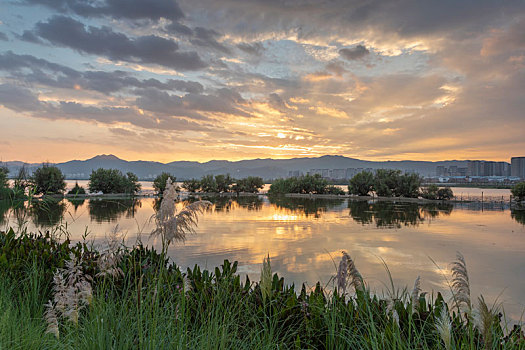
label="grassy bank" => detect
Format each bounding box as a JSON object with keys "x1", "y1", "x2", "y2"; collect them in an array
[{"x1": 0, "y1": 229, "x2": 523, "y2": 349}]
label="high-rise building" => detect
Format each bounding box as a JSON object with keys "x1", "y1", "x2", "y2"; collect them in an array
[{"x1": 511, "y1": 157, "x2": 525, "y2": 178}]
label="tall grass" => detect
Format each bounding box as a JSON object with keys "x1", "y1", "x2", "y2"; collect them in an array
[{"x1": 0, "y1": 228, "x2": 523, "y2": 349}]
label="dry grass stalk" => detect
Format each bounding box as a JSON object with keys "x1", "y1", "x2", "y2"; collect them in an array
[
  {"x1": 260, "y1": 255, "x2": 272, "y2": 302},
  {"x1": 451, "y1": 252, "x2": 471, "y2": 312},
  {"x1": 96, "y1": 224, "x2": 124, "y2": 278},
  {"x1": 412, "y1": 275, "x2": 421, "y2": 313},
  {"x1": 474, "y1": 296, "x2": 497, "y2": 350},
  {"x1": 152, "y1": 177, "x2": 211, "y2": 246},
  {"x1": 435, "y1": 303, "x2": 452, "y2": 350}
]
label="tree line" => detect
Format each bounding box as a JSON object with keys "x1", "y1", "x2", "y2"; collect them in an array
[{"x1": 154, "y1": 172, "x2": 264, "y2": 195}]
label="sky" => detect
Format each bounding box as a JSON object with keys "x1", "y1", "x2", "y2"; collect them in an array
[{"x1": 0, "y1": 0, "x2": 524, "y2": 163}]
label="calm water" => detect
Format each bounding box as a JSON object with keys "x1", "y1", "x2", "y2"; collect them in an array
[{"x1": 1, "y1": 194, "x2": 524, "y2": 321}]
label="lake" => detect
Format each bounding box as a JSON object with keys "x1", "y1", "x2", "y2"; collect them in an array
[{"x1": 1, "y1": 193, "x2": 524, "y2": 322}]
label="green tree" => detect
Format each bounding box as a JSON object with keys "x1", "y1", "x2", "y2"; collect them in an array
[
  {"x1": 153, "y1": 172, "x2": 176, "y2": 195},
  {"x1": 511, "y1": 181, "x2": 525, "y2": 201},
  {"x1": 32, "y1": 164, "x2": 66, "y2": 195},
  {"x1": 348, "y1": 171, "x2": 374, "y2": 196},
  {"x1": 0, "y1": 165, "x2": 9, "y2": 199},
  {"x1": 0, "y1": 165, "x2": 8, "y2": 189},
  {"x1": 200, "y1": 175, "x2": 218, "y2": 193},
  {"x1": 182, "y1": 179, "x2": 201, "y2": 192},
  {"x1": 68, "y1": 182, "x2": 86, "y2": 195},
  {"x1": 88, "y1": 168, "x2": 141, "y2": 194},
  {"x1": 374, "y1": 169, "x2": 401, "y2": 197},
  {"x1": 396, "y1": 173, "x2": 422, "y2": 198},
  {"x1": 232, "y1": 176, "x2": 264, "y2": 193},
  {"x1": 215, "y1": 174, "x2": 234, "y2": 193}
]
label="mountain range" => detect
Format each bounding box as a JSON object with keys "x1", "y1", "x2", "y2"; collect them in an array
[{"x1": 1, "y1": 154, "x2": 475, "y2": 180}]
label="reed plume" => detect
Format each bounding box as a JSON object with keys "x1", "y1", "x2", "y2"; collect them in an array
[
  {"x1": 96, "y1": 224, "x2": 124, "y2": 278},
  {"x1": 435, "y1": 303, "x2": 452, "y2": 350},
  {"x1": 260, "y1": 254, "x2": 272, "y2": 303},
  {"x1": 411, "y1": 275, "x2": 421, "y2": 314},
  {"x1": 336, "y1": 251, "x2": 364, "y2": 294},
  {"x1": 47, "y1": 253, "x2": 93, "y2": 327},
  {"x1": 451, "y1": 252, "x2": 471, "y2": 312},
  {"x1": 44, "y1": 301, "x2": 60, "y2": 339},
  {"x1": 151, "y1": 177, "x2": 211, "y2": 247}
]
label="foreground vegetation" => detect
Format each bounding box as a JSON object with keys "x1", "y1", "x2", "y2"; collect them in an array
[
  {"x1": 0, "y1": 179, "x2": 523, "y2": 348},
  {"x1": 0, "y1": 228, "x2": 523, "y2": 349}
]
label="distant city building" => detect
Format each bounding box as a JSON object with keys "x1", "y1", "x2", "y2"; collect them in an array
[
  {"x1": 288, "y1": 170, "x2": 303, "y2": 178},
  {"x1": 466, "y1": 160, "x2": 511, "y2": 177},
  {"x1": 329, "y1": 169, "x2": 346, "y2": 179},
  {"x1": 511, "y1": 157, "x2": 525, "y2": 178}
]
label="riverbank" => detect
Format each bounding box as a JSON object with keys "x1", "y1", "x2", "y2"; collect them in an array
[{"x1": 1, "y1": 229, "x2": 522, "y2": 349}]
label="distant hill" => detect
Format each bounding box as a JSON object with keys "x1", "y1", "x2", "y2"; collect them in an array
[{"x1": 2, "y1": 154, "x2": 478, "y2": 180}]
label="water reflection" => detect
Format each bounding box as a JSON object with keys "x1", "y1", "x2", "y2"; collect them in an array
[
  {"x1": 348, "y1": 200, "x2": 453, "y2": 228},
  {"x1": 208, "y1": 196, "x2": 264, "y2": 212},
  {"x1": 88, "y1": 199, "x2": 141, "y2": 223},
  {"x1": 511, "y1": 208, "x2": 525, "y2": 225},
  {"x1": 31, "y1": 199, "x2": 67, "y2": 228},
  {"x1": 268, "y1": 196, "x2": 345, "y2": 218}
]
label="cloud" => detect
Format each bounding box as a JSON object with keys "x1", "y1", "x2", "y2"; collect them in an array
[
  {"x1": 0, "y1": 51, "x2": 204, "y2": 94},
  {"x1": 18, "y1": 30, "x2": 44, "y2": 43},
  {"x1": 0, "y1": 32, "x2": 7, "y2": 41},
  {"x1": 237, "y1": 42, "x2": 264, "y2": 56},
  {"x1": 190, "y1": 27, "x2": 231, "y2": 54},
  {"x1": 339, "y1": 45, "x2": 369, "y2": 60},
  {"x1": 0, "y1": 83, "x2": 45, "y2": 112},
  {"x1": 33, "y1": 16, "x2": 207, "y2": 70},
  {"x1": 22, "y1": 0, "x2": 184, "y2": 21}
]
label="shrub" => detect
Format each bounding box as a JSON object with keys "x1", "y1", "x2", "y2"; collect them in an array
[
  {"x1": 325, "y1": 185, "x2": 345, "y2": 195},
  {"x1": 421, "y1": 184, "x2": 438, "y2": 199},
  {"x1": 348, "y1": 171, "x2": 374, "y2": 196},
  {"x1": 511, "y1": 181, "x2": 525, "y2": 201},
  {"x1": 32, "y1": 164, "x2": 66, "y2": 195},
  {"x1": 153, "y1": 172, "x2": 176, "y2": 195},
  {"x1": 88, "y1": 169, "x2": 141, "y2": 194},
  {"x1": 182, "y1": 179, "x2": 201, "y2": 192},
  {"x1": 68, "y1": 182, "x2": 86, "y2": 195},
  {"x1": 436, "y1": 187, "x2": 454, "y2": 200}
]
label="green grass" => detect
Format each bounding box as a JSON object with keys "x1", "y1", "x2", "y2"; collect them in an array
[{"x1": 0, "y1": 229, "x2": 523, "y2": 349}]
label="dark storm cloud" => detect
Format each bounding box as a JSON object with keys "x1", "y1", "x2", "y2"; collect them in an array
[
  {"x1": 33, "y1": 16, "x2": 207, "y2": 70},
  {"x1": 0, "y1": 51, "x2": 204, "y2": 94},
  {"x1": 339, "y1": 45, "x2": 369, "y2": 60},
  {"x1": 22, "y1": 0, "x2": 184, "y2": 21},
  {"x1": 0, "y1": 32, "x2": 7, "y2": 41}
]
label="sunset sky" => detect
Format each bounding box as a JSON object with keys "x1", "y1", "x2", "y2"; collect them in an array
[{"x1": 0, "y1": 0, "x2": 524, "y2": 163}]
